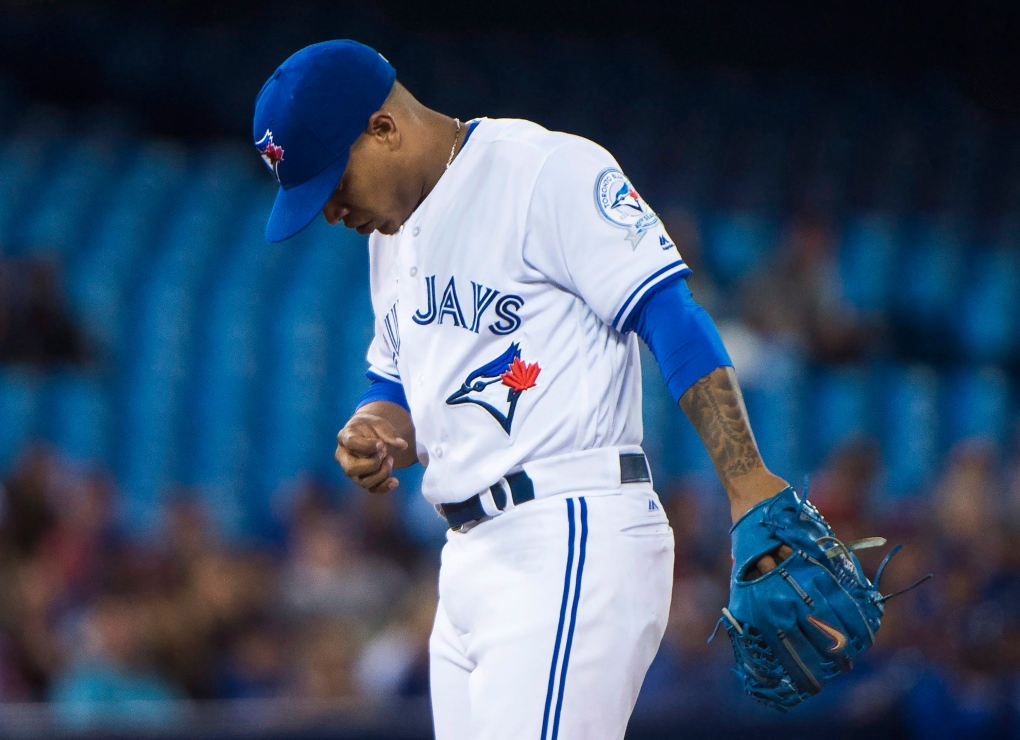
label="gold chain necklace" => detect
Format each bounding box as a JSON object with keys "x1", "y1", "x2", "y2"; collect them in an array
[{"x1": 445, "y1": 118, "x2": 462, "y2": 170}]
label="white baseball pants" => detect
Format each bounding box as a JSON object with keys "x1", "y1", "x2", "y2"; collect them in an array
[{"x1": 429, "y1": 484, "x2": 674, "y2": 740}]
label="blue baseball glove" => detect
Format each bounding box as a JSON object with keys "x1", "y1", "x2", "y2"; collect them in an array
[{"x1": 713, "y1": 486, "x2": 928, "y2": 710}]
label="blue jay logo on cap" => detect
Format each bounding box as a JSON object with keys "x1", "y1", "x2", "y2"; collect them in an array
[
  {"x1": 446, "y1": 343, "x2": 541, "y2": 434},
  {"x1": 255, "y1": 129, "x2": 285, "y2": 182},
  {"x1": 594, "y1": 167, "x2": 659, "y2": 248}
]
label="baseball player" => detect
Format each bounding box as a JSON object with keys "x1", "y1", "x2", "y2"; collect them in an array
[{"x1": 254, "y1": 40, "x2": 897, "y2": 739}]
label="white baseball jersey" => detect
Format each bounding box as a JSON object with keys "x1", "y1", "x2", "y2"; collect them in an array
[{"x1": 365, "y1": 117, "x2": 690, "y2": 505}]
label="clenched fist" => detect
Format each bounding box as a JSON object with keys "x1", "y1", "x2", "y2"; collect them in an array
[{"x1": 335, "y1": 410, "x2": 412, "y2": 493}]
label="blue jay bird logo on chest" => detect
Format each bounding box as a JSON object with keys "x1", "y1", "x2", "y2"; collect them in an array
[{"x1": 446, "y1": 343, "x2": 541, "y2": 434}]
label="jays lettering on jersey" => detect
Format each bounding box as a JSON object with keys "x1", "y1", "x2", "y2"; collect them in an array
[{"x1": 365, "y1": 119, "x2": 690, "y2": 505}]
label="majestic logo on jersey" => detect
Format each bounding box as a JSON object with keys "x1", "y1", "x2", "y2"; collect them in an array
[
  {"x1": 594, "y1": 168, "x2": 659, "y2": 248},
  {"x1": 413, "y1": 275, "x2": 524, "y2": 336},
  {"x1": 445, "y1": 343, "x2": 541, "y2": 434},
  {"x1": 255, "y1": 129, "x2": 284, "y2": 181}
]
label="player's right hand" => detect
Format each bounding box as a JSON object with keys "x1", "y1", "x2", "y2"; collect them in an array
[{"x1": 335, "y1": 413, "x2": 409, "y2": 494}]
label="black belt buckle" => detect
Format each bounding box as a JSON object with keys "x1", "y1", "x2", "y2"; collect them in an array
[{"x1": 620, "y1": 452, "x2": 651, "y2": 484}]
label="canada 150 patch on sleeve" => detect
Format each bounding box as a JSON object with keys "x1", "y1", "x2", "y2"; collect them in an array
[{"x1": 594, "y1": 168, "x2": 660, "y2": 248}]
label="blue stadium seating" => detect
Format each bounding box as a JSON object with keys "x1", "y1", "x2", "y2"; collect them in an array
[
  {"x1": 877, "y1": 363, "x2": 941, "y2": 498},
  {"x1": 894, "y1": 217, "x2": 966, "y2": 339},
  {"x1": 839, "y1": 213, "x2": 900, "y2": 316},
  {"x1": 703, "y1": 211, "x2": 778, "y2": 286},
  {"x1": 19, "y1": 137, "x2": 123, "y2": 260},
  {"x1": 957, "y1": 249, "x2": 1020, "y2": 363},
  {"x1": 810, "y1": 365, "x2": 874, "y2": 465},
  {"x1": 740, "y1": 348, "x2": 805, "y2": 483},
  {"x1": 944, "y1": 366, "x2": 1014, "y2": 449},
  {"x1": 40, "y1": 371, "x2": 111, "y2": 466},
  {"x1": 115, "y1": 149, "x2": 246, "y2": 536},
  {"x1": 185, "y1": 196, "x2": 284, "y2": 540},
  {"x1": 2, "y1": 71, "x2": 1018, "y2": 542},
  {"x1": 0, "y1": 135, "x2": 54, "y2": 253},
  {"x1": 0, "y1": 370, "x2": 40, "y2": 476},
  {"x1": 249, "y1": 219, "x2": 355, "y2": 528},
  {"x1": 66, "y1": 143, "x2": 188, "y2": 358}
]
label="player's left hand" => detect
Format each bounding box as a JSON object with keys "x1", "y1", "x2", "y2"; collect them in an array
[
  {"x1": 715, "y1": 485, "x2": 930, "y2": 710},
  {"x1": 747, "y1": 544, "x2": 794, "y2": 578}
]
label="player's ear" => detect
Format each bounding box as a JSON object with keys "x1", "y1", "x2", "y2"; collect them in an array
[{"x1": 366, "y1": 111, "x2": 400, "y2": 151}]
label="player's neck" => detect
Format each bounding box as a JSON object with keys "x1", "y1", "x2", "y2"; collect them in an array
[{"x1": 414, "y1": 112, "x2": 464, "y2": 212}]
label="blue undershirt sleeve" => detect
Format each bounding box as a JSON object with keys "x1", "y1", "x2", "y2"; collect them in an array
[
  {"x1": 624, "y1": 276, "x2": 732, "y2": 403},
  {"x1": 356, "y1": 372, "x2": 410, "y2": 412}
]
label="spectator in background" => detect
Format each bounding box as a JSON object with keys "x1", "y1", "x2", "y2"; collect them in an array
[
  {"x1": 0, "y1": 446, "x2": 60, "y2": 561},
  {"x1": 290, "y1": 618, "x2": 363, "y2": 704},
  {"x1": 0, "y1": 258, "x2": 87, "y2": 365},
  {"x1": 738, "y1": 215, "x2": 880, "y2": 364},
  {"x1": 806, "y1": 438, "x2": 882, "y2": 540},
  {"x1": 355, "y1": 578, "x2": 437, "y2": 700},
  {"x1": 282, "y1": 495, "x2": 408, "y2": 627},
  {"x1": 48, "y1": 596, "x2": 186, "y2": 728},
  {"x1": 35, "y1": 472, "x2": 117, "y2": 604},
  {"x1": 3, "y1": 432, "x2": 1019, "y2": 735},
  {"x1": 216, "y1": 618, "x2": 288, "y2": 700},
  {"x1": 933, "y1": 438, "x2": 1003, "y2": 561},
  {"x1": 0, "y1": 447, "x2": 71, "y2": 699},
  {"x1": 153, "y1": 549, "x2": 274, "y2": 699},
  {"x1": 161, "y1": 495, "x2": 214, "y2": 579},
  {"x1": 894, "y1": 436, "x2": 1017, "y2": 738}
]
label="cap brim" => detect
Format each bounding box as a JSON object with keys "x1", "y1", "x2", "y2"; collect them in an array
[{"x1": 265, "y1": 152, "x2": 350, "y2": 242}]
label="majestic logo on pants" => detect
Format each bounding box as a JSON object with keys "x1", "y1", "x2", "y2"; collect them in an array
[{"x1": 446, "y1": 343, "x2": 540, "y2": 433}]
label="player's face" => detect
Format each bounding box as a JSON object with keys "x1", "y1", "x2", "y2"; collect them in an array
[{"x1": 321, "y1": 121, "x2": 415, "y2": 237}]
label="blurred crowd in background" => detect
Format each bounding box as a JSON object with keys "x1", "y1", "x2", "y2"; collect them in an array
[
  {"x1": 1, "y1": 1, "x2": 1020, "y2": 738},
  {"x1": 0, "y1": 447, "x2": 436, "y2": 720},
  {"x1": 1, "y1": 430, "x2": 1020, "y2": 736}
]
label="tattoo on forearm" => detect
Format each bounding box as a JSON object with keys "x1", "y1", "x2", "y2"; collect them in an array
[{"x1": 679, "y1": 367, "x2": 762, "y2": 480}]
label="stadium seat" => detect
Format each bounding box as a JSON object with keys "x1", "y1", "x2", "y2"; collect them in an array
[
  {"x1": 810, "y1": 365, "x2": 874, "y2": 466},
  {"x1": 248, "y1": 219, "x2": 354, "y2": 530},
  {"x1": 19, "y1": 137, "x2": 123, "y2": 260},
  {"x1": 838, "y1": 212, "x2": 900, "y2": 316},
  {"x1": 40, "y1": 371, "x2": 111, "y2": 466},
  {"x1": 739, "y1": 347, "x2": 806, "y2": 483},
  {"x1": 944, "y1": 366, "x2": 1014, "y2": 449},
  {"x1": 0, "y1": 136, "x2": 53, "y2": 251},
  {"x1": 877, "y1": 363, "x2": 941, "y2": 498},
  {"x1": 894, "y1": 217, "x2": 966, "y2": 342},
  {"x1": 114, "y1": 152, "x2": 244, "y2": 536},
  {"x1": 0, "y1": 371, "x2": 41, "y2": 476},
  {"x1": 957, "y1": 249, "x2": 1020, "y2": 363},
  {"x1": 703, "y1": 211, "x2": 778, "y2": 286}
]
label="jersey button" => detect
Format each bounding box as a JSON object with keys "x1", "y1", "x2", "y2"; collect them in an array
[
  {"x1": 412, "y1": 226, "x2": 421, "y2": 237},
  {"x1": 409, "y1": 266, "x2": 418, "y2": 277},
  {"x1": 435, "y1": 446, "x2": 444, "y2": 459}
]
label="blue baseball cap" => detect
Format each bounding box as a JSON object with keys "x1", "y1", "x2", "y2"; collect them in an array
[{"x1": 253, "y1": 40, "x2": 396, "y2": 242}]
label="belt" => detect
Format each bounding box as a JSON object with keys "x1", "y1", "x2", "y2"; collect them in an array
[{"x1": 437, "y1": 452, "x2": 651, "y2": 530}]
